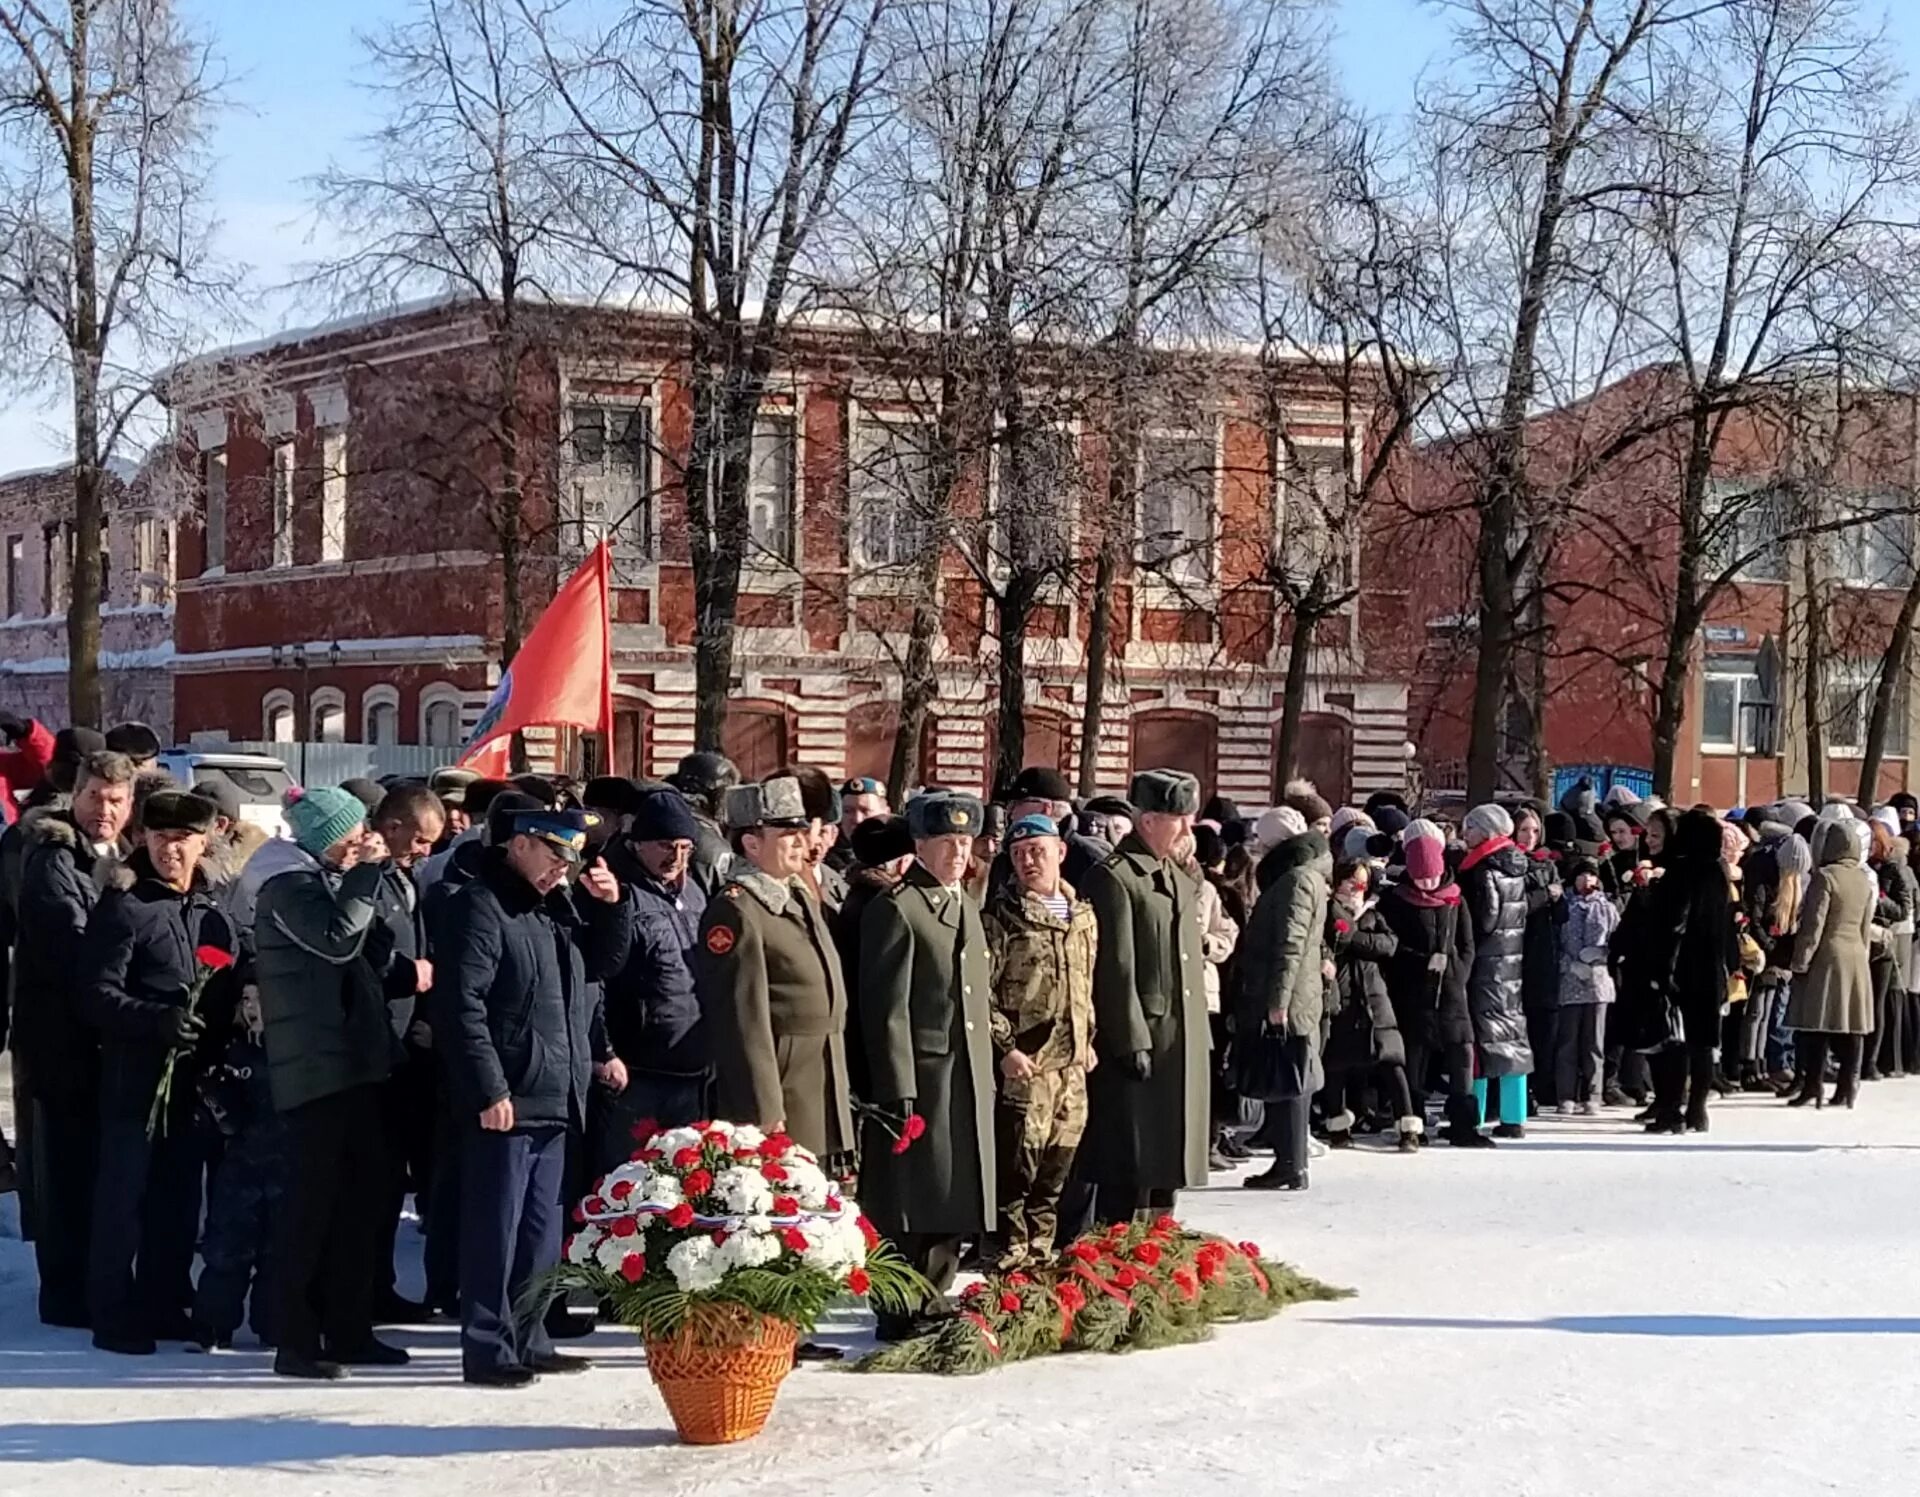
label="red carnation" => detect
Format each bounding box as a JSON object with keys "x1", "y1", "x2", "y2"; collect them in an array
[
  {"x1": 1238, "y1": 1241, "x2": 1262, "y2": 1259},
  {"x1": 1067, "y1": 1241, "x2": 1100, "y2": 1264},
  {"x1": 682, "y1": 1169, "x2": 714, "y2": 1197},
  {"x1": 1055, "y1": 1282, "x2": 1087, "y2": 1312},
  {"x1": 1106, "y1": 1222, "x2": 1129, "y2": 1240},
  {"x1": 619, "y1": 1253, "x2": 645, "y2": 1282},
  {"x1": 610, "y1": 1214, "x2": 638, "y2": 1239},
  {"x1": 760, "y1": 1133, "x2": 793, "y2": 1158},
  {"x1": 666, "y1": 1203, "x2": 695, "y2": 1229},
  {"x1": 672, "y1": 1147, "x2": 702, "y2": 1169},
  {"x1": 1007, "y1": 1272, "x2": 1032, "y2": 1287},
  {"x1": 903, "y1": 1114, "x2": 927, "y2": 1141},
  {"x1": 761, "y1": 1162, "x2": 789, "y2": 1183},
  {"x1": 781, "y1": 1226, "x2": 809, "y2": 1254},
  {"x1": 826, "y1": 1195, "x2": 843, "y2": 1213},
  {"x1": 629, "y1": 1120, "x2": 659, "y2": 1143},
  {"x1": 1172, "y1": 1268, "x2": 1199, "y2": 1300},
  {"x1": 571, "y1": 1203, "x2": 586, "y2": 1225},
  {"x1": 703, "y1": 1129, "x2": 730, "y2": 1148},
  {"x1": 890, "y1": 1131, "x2": 913, "y2": 1156},
  {"x1": 961, "y1": 1282, "x2": 989, "y2": 1302},
  {"x1": 583, "y1": 1195, "x2": 606, "y2": 1216},
  {"x1": 711, "y1": 1228, "x2": 730, "y2": 1246},
  {"x1": 734, "y1": 1149, "x2": 758, "y2": 1163},
  {"x1": 998, "y1": 1291, "x2": 1022, "y2": 1313},
  {"x1": 608, "y1": 1179, "x2": 634, "y2": 1202},
  {"x1": 1131, "y1": 1241, "x2": 1162, "y2": 1267},
  {"x1": 846, "y1": 1268, "x2": 871, "y2": 1296},
  {"x1": 772, "y1": 1195, "x2": 800, "y2": 1217},
  {"x1": 1112, "y1": 1266, "x2": 1139, "y2": 1289},
  {"x1": 1334, "y1": 917, "x2": 1350, "y2": 934},
  {"x1": 1153, "y1": 1214, "x2": 1179, "y2": 1235},
  {"x1": 195, "y1": 944, "x2": 236, "y2": 971},
  {"x1": 856, "y1": 1215, "x2": 880, "y2": 1249},
  {"x1": 637, "y1": 1147, "x2": 664, "y2": 1163}
]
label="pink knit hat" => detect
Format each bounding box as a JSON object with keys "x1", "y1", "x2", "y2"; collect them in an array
[{"x1": 1403, "y1": 817, "x2": 1447, "y2": 888}]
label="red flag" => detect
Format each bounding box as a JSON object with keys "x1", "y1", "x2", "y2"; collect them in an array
[{"x1": 459, "y1": 543, "x2": 614, "y2": 774}]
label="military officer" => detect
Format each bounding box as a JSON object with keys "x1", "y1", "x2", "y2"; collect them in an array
[
  {"x1": 858, "y1": 791, "x2": 997, "y2": 1338},
  {"x1": 983, "y1": 814, "x2": 1099, "y2": 1267},
  {"x1": 694, "y1": 777, "x2": 853, "y2": 1163},
  {"x1": 1077, "y1": 769, "x2": 1211, "y2": 1223}
]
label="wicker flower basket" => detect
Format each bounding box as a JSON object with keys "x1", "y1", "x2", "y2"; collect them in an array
[{"x1": 644, "y1": 1309, "x2": 799, "y2": 1445}]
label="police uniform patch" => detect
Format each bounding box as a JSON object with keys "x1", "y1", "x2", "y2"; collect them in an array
[{"x1": 706, "y1": 924, "x2": 736, "y2": 955}]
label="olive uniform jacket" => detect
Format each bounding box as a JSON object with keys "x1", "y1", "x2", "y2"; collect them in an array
[
  {"x1": 695, "y1": 867, "x2": 853, "y2": 1158},
  {"x1": 982, "y1": 879, "x2": 1098, "y2": 1076},
  {"x1": 857, "y1": 861, "x2": 997, "y2": 1237},
  {"x1": 1077, "y1": 834, "x2": 1212, "y2": 1192}
]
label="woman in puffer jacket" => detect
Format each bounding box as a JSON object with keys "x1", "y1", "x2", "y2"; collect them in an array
[
  {"x1": 1378, "y1": 819, "x2": 1479, "y2": 1146},
  {"x1": 1458, "y1": 803, "x2": 1534, "y2": 1139},
  {"x1": 1865, "y1": 813, "x2": 1916, "y2": 1080}
]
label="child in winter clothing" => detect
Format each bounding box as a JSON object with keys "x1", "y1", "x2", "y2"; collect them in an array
[
  {"x1": 1555, "y1": 858, "x2": 1619, "y2": 1112},
  {"x1": 1321, "y1": 860, "x2": 1419, "y2": 1151},
  {"x1": 191, "y1": 988, "x2": 287, "y2": 1349}
]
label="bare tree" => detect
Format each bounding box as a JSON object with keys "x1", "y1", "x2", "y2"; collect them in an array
[
  {"x1": 0, "y1": 0, "x2": 228, "y2": 726},
  {"x1": 527, "y1": 0, "x2": 890, "y2": 753}
]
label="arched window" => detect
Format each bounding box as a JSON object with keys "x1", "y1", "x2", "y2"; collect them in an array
[
  {"x1": 420, "y1": 685, "x2": 464, "y2": 749},
  {"x1": 363, "y1": 685, "x2": 400, "y2": 746},
  {"x1": 263, "y1": 689, "x2": 295, "y2": 745},
  {"x1": 722, "y1": 701, "x2": 795, "y2": 782},
  {"x1": 983, "y1": 708, "x2": 1071, "y2": 796},
  {"x1": 1130, "y1": 708, "x2": 1218, "y2": 793},
  {"x1": 310, "y1": 687, "x2": 347, "y2": 744}
]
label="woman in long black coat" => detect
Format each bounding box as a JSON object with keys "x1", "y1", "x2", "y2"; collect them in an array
[
  {"x1": 1378, "y1": 819, "x2": 1479, "y2": 1146},
  {"x1": 1458, "y1": 804, "x2": 1534, "y2": 1138},
  {"x1": 1515, "y1": 806, "x2": 1564, "y2": 1108},
  {"x1": 1320, "y1": 860, "x2": 1417, "y2": 1151}
]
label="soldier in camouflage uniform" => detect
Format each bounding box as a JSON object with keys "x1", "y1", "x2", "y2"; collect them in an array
[{"x1": 983, "y1": 814, "x2": 1098, "y2": 1266}]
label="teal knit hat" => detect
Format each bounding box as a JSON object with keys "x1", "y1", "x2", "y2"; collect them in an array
[{"x1": 284, "y1": 785, "x2": 367, "y2": 856}]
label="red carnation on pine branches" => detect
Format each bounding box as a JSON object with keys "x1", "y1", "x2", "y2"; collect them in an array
[
  {"x1": 682, "y1": 1169, "x2": 713, "y2": 1197},
  {"x1": 1007, "y1": 1272, "x2": 1033, "y2": 1287},
  {"x1": 847, "y1": 1268, "x2": 871, "y2": 1296},
  {"x1": 998, "y1": 1291, "x2": 1022, "y2": 1313},
  {"x1": 1152, "y1": 1214, "x2": 1179, "y2": 1236},
  {"x1": 1238, "y1": 1241, "x2": 1262, "y2": 1259},
  {"x1": 194, "y1": 944, "x2": 235, "y2": 971},
  {"x1": 666, "y1": 1203, "x2": 695, "y2": 1229},
  {"x1": 1067, "y1": 1241, "x2": 1100, "y2": 1264},
  {"x1": 1131, "y1": 1241, "x2": 1163, "y2": 1267},
  {"x1": 1054, "y1": 1282, "x2": 1087, "y2": 1313},
  {"x1": 1172, "y1": 1267, "x2": 1199, "y2": 1301},
  {"x1": 619, "y1": 1253, "x2": 645, "y2": 1282}
]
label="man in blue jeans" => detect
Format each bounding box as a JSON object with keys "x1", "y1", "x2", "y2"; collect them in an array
[{"x1": 436, "y1": 795, "x2": 633, "y2": 1388}]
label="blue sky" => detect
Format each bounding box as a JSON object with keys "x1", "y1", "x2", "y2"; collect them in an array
[{"x1": 0, "y1": 0, "x2": 1915, "y2": 469}]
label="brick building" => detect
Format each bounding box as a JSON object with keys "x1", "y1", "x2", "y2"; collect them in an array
[
  {"x1": 160, "y1": 299, "x2": 1414, "y2": 806},
  {"x1": 1392, "y1": 368, "x2": 1920, "y2": 807},
  {"x1": 0, "y1": 459, "x2": 175, "y2": 736}
]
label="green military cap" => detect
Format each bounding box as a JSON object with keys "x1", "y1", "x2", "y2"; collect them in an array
[
  {"x1": 723, "y1": 775, "x2": 811, "y2": 830},
  {"x1": 906, "y1": 790, "x2": 985, "y2": 838},
  {"x1": 1128, "y1": 768, "x2": 1201, "y2": 816}
]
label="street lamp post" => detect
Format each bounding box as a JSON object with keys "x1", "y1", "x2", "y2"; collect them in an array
[{"x1": 269, "y1": 639, "x2": 342, "y2": 786}]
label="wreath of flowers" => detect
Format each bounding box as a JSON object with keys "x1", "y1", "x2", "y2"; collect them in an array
[
  {"x1": 537, "y1": 1120, "x2": 925, "y2": 1340},
  {"x1": 855, "y1": 1214, "x2": 1349, "y2": 1375}
]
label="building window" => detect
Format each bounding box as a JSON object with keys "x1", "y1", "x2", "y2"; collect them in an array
[
  {"x1": 203, "y1": 450, "x2": 227, "y2": 573},
  {"x1": 1132, "y1": 707, "x2": 1217, "y2": 791},
  {"x1": 99, "y1": 540, "x2": 110, "y2": 606},
  {"x1": 1278, "y1": 713, "x2": 1354, "y2": 808},
  {"x1": 1278, "y1": 445, "x2": 1351, "y2": 588},
  {"x1": 1706, "y1": 481, "x2": 1787, "y2": 583},
  {"x1": 1139, "y1": 433, "x2": 1214, "y2": 584},
  {"x1": 41, "y1": 523, "x2": 67, "y2": 614},
  {"x1": 421, "y1": 687, "x2": 464, "y2": 749},
  {"x1": 134, "y1": 516, "x2": 172, "y2": 606},
  {"x1": 567, "y1": 403, "x2": 653, "y2": 573},
  {"x1": 263, "y1": 690, "x2": 296, "y2": 744},
  {"x1": 271, "y1": 440, "x2": 295, "y2": 569},
  {"x1": 1825, "y1": 662, "x2": 1909, "y2": 757},
  {"x1": 363, "y1": 686, "x2": 400, "y2": 746},
  {"x1": 310, "y1": 688, "x2": 347, "y2": 744},
  {"x1": 319, "y1": 428, "x2": 347, "y2": 563},
  {"x1": 1701, "y1": 658, "x2": 1760, "y2": 753},
  {"x1": 851, "y1": 416, "x2": 933, "y2": 569},
  {"x1": 4, "y1": 534, "x2": 19, "y2": 617},
  {"x1": 722, "y1": 702, "x2": 793, "y2": 782},
  {"x1": 1829, "y1": 496, "x2": 1909, "y2": 590},
  {"x1": 746, "y1": 413, "x2": 797, "y2": 567},
  {"x1": 991, "y1": 426, "x2": 1075, "y2": 572}
]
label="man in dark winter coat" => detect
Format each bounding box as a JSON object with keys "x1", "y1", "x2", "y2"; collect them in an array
[
  {"x1": 858, "y1": 790, "x2": 997, "y2": 1336},
  {"x1": 987, "y1": 767, "x2": 1112, "y2": 897},
  {"x1": 1459, "y1": 803, "x2": 1534, "y2": 1138},
  {"x1": 1079, "y1": 770, "x2": 1211, "y2": 1218},
  {"x1": 598, "y1": 788, "x2": 710, "y2": 1166},
  {"x1": 13, "y1": 748, "x2": 135, "y2": 1327},
  {"x1": 436, "y1": 800, "x2": 631, "y2": 1388},
  {"x1": 669, "y1": 751, "x2": 739, "y2": 896},
  {"x1": 80, "y1": 790, "x2": 238, "y2": 1355},
  {"x1": 833, "y1": 814, "x2": 915, "y2": 1099}
]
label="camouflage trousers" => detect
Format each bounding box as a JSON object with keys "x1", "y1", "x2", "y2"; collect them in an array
[{"x1": 995, "y1": 1064, "x2": 1088, "y2": 1267}]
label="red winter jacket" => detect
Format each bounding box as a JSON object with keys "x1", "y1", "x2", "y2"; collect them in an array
[{"x1": 0, "y1": 719, "x2": 55, "y2": 825}]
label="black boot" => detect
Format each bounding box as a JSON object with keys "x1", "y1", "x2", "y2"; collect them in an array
[
  {"x1": 1242, "y1": 1164, "x2": 1308, "y2": 1191},
  {"x1": 1684, "y1": 1104, "x2": 1710, "y2": 1134}
]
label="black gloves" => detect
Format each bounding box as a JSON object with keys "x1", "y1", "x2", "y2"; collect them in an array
[
  {"x1": 1119, "y1": 1050, "x2": 1153, "y2": 1082},
  {"x1": 0, "y1": 710, "x2": 26, "y2": 744},
  {"x1": 161, "y1": 1008, "x2": 207, "y2": 1049}
]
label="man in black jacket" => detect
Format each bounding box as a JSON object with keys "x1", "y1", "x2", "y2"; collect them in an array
[
  {"x1": 436, "y1": 800, "x2": 632, "y2": 1388},
  {"x1": 81, "y1": 790, "x2": 238, "y2": 1354},
  {"x1": 14, "y1": 748, "x2": 135, "y2": 1328},
  {"x1": 597, "y1": 788, "x2": 708, "y2": 1171}
]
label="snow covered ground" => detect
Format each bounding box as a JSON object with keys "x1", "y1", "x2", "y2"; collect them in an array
[{"x1": 7, "y1": 1087, "x2": 1920, "y2": 1496}]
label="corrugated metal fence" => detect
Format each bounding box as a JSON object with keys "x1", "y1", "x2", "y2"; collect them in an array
[{"x1": 217, "y1": 742, "x2": 448, "y2": 787}]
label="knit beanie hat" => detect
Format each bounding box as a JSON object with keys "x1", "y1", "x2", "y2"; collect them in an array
[
  {"x1": 1463, "y1": 803, "x2": 1513, "y2": 845},
  {"x1": 283, "y1": 786, "x2": 367, "y2": 857},
  {"x1": 1403, "y1": 818, "x2": 1447, "y2": 888},
  {"x1": 1281, "y1": 778, "x2": 1333, "y2": 826},
  {"x1": 1776, "y1": 833, "x2": 1813, "y2": 876},
  {"x1": 1329, "y1": 806, "x2": 1373, "y2": 843},
  {"x1": 1256, "y1": 805, "x2": 1308, "y2": 849},
  {"x1": 1374, "y1": 804, "x2": 1411, "y2": 839},
  {"x1": 1719, "y1": 818, "x2": 1747, "y2": 869}
]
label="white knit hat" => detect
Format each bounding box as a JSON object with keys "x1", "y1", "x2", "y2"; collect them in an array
[
  {"x1": 1463, "y1": 803, "x2": 1513, "y2": 844},
  {"x1": 1256, "y1": 805, "x2": 1308, "y2": 849}
]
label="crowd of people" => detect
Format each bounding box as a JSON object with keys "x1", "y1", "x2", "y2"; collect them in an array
[{"x1": 0, "y1": 702, "x2": 1913, "y2": 1388}]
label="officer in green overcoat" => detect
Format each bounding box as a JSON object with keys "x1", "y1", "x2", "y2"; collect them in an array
[
  {"x1": 695, "y1": 777, "x2": 853, "y2": 1162},
  {"x1": 857, "y1": 790, "x2": 997, "y2": 1337},
  {"x1": 1077, "y1": 769, "x2": 1211, "y2": 1221}
]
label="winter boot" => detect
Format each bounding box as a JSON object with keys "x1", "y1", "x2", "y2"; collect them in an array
[
  {"x1": 1396, "y1": 1116, "x2": 1423, "y2": 1153},
  {"x1": 1443, "y1": 1095, "x2": 1494, "y2": 1148},
  {"x1": 1243, "y1": 1164, "x2": 1309, "y2": 1191},
  {"x1": 1325, "y1": 1111, "x2": 1355, "y2": 1149},
  {"x1": 1491, "y1": 1122, "x2": 1526, "y2": 1140}
]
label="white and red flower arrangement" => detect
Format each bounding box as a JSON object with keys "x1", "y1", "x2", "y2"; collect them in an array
[{"x1": 547, "y1": 1119, "x2": 924, "y2": 1339}]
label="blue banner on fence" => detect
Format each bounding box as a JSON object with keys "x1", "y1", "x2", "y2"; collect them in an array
[{"x1": 1552, "y1": 764, "x2": 1655, "y2": 806}]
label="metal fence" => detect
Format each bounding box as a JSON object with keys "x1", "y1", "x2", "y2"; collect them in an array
[{"x1": 213, "y1": 741, "x2": 448, "y2": 788}]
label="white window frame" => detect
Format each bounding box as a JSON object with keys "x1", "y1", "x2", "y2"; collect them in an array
[
  {"x1": 1275, "y1": 434, "x2": 1357, "y2": 592},
  {"x1": 1136, "y1": 424, "x2": 1220, "y2": 596},
  {"x1": 310, "y1": 686, "x2": 347, "y2": 744},
  {"x1": 132, "y1": 514, "x2": 172, "y2": 606},
  {"x1": 1828, "y1": 494, "x2": 1910, "y2": 591},
  {"x1": 263, "y1": 689, "x2": 296, "y2": 744},
  {"x1": 420, "y1": 684, "x2": 465, "y2": 749},
  {"x1": 986, "y1": 420, "x2": 1081, "y2": 586},
  {"x1": 1825, "y1": 660, "x2": 1909, "y2": 758},
  {"x1": 1705, "y1": 480, "x2": 1788, "y2": 585},
  {"x1": 563, "y1": 395, "x2": 658, "y2": 583},
  {"x1": 849, "y1": 405, "x2": 938, "y2": 587},
  {"x1": 270, "y1": 440, "x2": 295, "y2": 569},
  {"x1": 318, "y1": 427, "x2": 347, "y2": 564},
  {"x1": 202, "y1": 449, "x2": 227, "y2": 574},
  {"x1": 362, "y1": 684, "x2": 401, "y2": 746},
  {"x1": 4, "y1": 533, "x2": 22, "y2": 618},
  {"x1": 1700, "y1": 659, "x2": 1760, "y2": 754},
  {"x1": 742, "y1": 406, "x2": 801, "y2": 574}
]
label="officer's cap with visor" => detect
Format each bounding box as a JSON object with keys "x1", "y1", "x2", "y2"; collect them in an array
[{"x1": 487, "y1": 790, "x2": 598, "y2": 865}]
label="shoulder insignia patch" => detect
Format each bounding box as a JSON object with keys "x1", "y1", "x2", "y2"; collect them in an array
[{"x1": 706, "y1": 924, "x2": 737, "y2": 956}]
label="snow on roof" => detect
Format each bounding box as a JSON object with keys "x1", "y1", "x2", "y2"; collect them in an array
[
  {"x1": 171, "y1": 292, "x2": 472, "y2": 370},
  {"x1": 0, "y1": 454, "x2": 142, "y2": 487}
]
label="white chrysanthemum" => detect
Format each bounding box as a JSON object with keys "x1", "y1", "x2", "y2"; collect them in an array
[
  {"x1": 712, "y1": 1228, "x2": 782, "y2": 1274},
  {"x1": 783, "y1": 1159, "x2": 833, "y2": 1210},
  {"x1": 834, "y1": 1212, "x2": 869, "y2": 1265},
  {"x1": 745, "y1": 1213, "x2": 773, "y2": 1236},
  {"x1": 782, "y1": 1142, "x2": 820, "y2": 1168},
  {"x1": 567, "y1": 1225, "x2": 605, "y2": 1265},
  {"x1": 797, "y1": 1216, "x2": 854, "y2": 1273},
  {"x1": 652, "y1": 1126, "x2": 705, "y2": 1157},
  {"x1": 642, "y1": 1173, "x2": 684, "y2": 1208},
  {"x1": 717, "y1": 1168, "x2": 773, "y2": 1215},
  {"x1": 666, "y1": 1237, "x2": 725, "y2": 1293},
  {"x1": 730, "y1": 1123, "x2": 766, "y2": 1149},
  {"x1": 595, "y1": 1232, "x2": 639, "y2": 1273}
]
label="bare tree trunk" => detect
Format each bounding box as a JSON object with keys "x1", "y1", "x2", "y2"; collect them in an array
[
  {"x1": 1467, "y1": 532, "x2": 1514, "y2": 804},
  {"x1": 1857, "y1": 573, "x2": 1920, "y2": 803},
  {"x1": 64, "y1": 26, "x2": 102, "y2": 729},
  {"x1": 1272, "y1": 608, "x2": 1316, "y2": 791},
  {"x1": 1648, "y1": 611, "x2": 1696, "y2": 802},
  {"x1": 890, "y1": 547, "x2": 945, "y2": 803},
  {"x1": 1528, "y1": 603, "x2": 1551, "y2": 805},
  {"x1": 1078, "y1": 540, "x2": 1118, "y2": 796},
  {"x1": 993, "y1": 571, "x2": 1038, "y2": 794},
  {"x1": 1803, "y1": 539, "x2": 1827, "y2": 804}
]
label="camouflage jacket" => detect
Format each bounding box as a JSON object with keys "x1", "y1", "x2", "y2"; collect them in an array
[{"x1": 983, "y1": 879, "x2": 1098, "y2": 1071}]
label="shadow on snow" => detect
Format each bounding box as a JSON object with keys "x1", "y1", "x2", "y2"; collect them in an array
[
  {"x1": 1327, "y1": 1313, "x2": 1920, "y2": 1337},
  {"x1": 0, "y1": 1416, "x2": 667, "y2": 1466}
]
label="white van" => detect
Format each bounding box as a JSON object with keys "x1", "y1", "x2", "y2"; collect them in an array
[{"x1": 153, "y1": 751, "x2": 294, "y2": 840}]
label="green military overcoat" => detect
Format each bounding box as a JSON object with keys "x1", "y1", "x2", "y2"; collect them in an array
[
  {"x1": 1077, "y1": 834, "x2": 1211, "y2": 1192},
  {"x1": 696, "y1": 867, "x2": 854, "y2": 1158},
  {"x1": 857, "y1": 861, "x2": 998, "y2": 1237}
]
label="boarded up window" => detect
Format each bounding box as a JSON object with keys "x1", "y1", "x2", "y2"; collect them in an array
[
  {"x1": 847, "y1": 702, "x2": 935, "y2": 791},
  {"x1": 724, "y1": 704, "x2": 792, "y2": 782},
  {"x1": 1129, "y1": 709, "x2": 1217, "y2": 794},
  {"x1": 984, "y1": 710, "x2": 1070, "y2": 794},
  {"x1": 1281, "y1": 713, "x2": 1352, "y2": 808}
]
